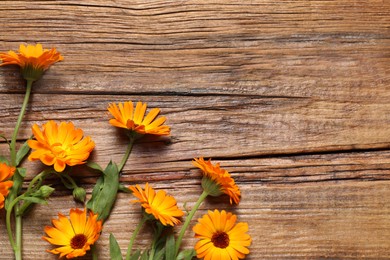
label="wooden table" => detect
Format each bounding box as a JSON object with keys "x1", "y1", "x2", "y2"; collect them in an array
[{"x1": 1, "y1": 1, "x2": 389, "y2": 259}]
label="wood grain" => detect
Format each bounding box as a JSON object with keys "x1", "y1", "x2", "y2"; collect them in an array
[{"x1": 0, "y1": 0, "x2": 389, "y2": 259}]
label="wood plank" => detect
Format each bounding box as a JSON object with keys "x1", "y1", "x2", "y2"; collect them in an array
[
  {"x1": 2, "y1": 93, "x2": 390, "y2": 166},
  {"x1": 1, "y1": 151, "x2": 390, "y2": 259},
  {"x1": 0, "y1": 1, "x2": 388, "y2": 96}
]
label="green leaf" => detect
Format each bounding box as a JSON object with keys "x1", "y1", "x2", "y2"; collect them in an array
[
  {"x1": 154, "y1": 247, "x2": 165, "y2": 260},
  {"x1": 86, "y1": 161, "x2": 104, "y2": 172},
  {"x1": 140, "y1": 250, "x2": 149, "y2": 260},
  {"x1": 86, "y1": 175, "x2": 103, "y2": 209},
  {"x1": 0, "y1": 155, "x2": 9, "y2": 164},
  {"x1": 176, "y1": 249, "x2": 196, "y2": 260},
  {"x1": 5, "y1": 168, "x2": 25, "y2": 208},
  {"x1": 165, "y1": 233, "x2": 176, "y2": 260},
  {"x1": 86, "y1": 161, "x2": 119, "y2": 221},
  {"x1": 130, "y1": 250, "x2": 140, "y2": 260},
  {"x1": 16, "y1": 140, "x2": 30, "y2": 166},
  {"x1": 109, "y1": 233, "x2": 123, "y2": 260},
  {"x1": 22, "y1": 196, "x2": 48, "y2": 205},
  {"x1": 17, "y1": 167, "x2": 27, "y2": 178}
]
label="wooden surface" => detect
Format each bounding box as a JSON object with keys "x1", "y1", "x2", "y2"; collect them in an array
[{"x1": 1, "y1": 0, "x2": 390, "y2": 259}]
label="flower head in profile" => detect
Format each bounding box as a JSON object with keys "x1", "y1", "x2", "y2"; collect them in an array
[
  {"x1": 0, "y1": 163, "x2": 15, "y2": 209},
  {"x1": 129, "y1": 182, "x2": 184, "y2": 226},
  {"x1": 193, "y1": 210, "x2": 251, "y2": 260},
  {"x1": 0, "y1": 43, "x2": 63, "y2": 81},
  {"x1": 28, "y1": 120, "x2": 95, "y2": 172},
  {"x1": 43, "y1": 208, "x2": 102, "y2": 259},
  {"x1": 193, "y1": 157, "x2": 241, "y2": 204},
  {"x1": 108, "y1": 101, "x2": 170, "y2": 137}
]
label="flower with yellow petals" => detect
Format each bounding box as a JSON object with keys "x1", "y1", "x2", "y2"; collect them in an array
[
  {"x1": 193, "y1": 157, "x2": 241, "y2": 204},
  {"x1": 129, "y1": 182, "x2": 184, "y2": 226},
  {"x1": 27, "y1": 120, "x2": 95, "y2": 172},
  {"x1": 0, "y1": 43, "x2": 63, "y2": 81},
  {"x1": 193, "y1": 209, "x2": 251, "y2": 260},
  {"x1": 0, "y1": 163, "x2": 15, "y2": 209},
  {"x1": 108, "y1": 101, "x2": 170, "y2": 137},
  {"x1": 43, "y1": 208, "x2": 102, "y2": 259}
]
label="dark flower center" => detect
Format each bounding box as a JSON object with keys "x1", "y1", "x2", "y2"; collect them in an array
[
  {"x1": 70, "y1": 234, "x2": 87, "y2": 249},
  {"x1": 211, "y1": 231, "x2": 230, "y2": 248}
]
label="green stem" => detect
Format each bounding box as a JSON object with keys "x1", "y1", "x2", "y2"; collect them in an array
[
  {"x1": 91, "y1": 244, "x2": 98, "y2": 260},
  {"x1": 175, "y1": 190, "x2": 209, "y2": 256},
  {"x1": 15, "y1": 213, "x2": 22, "y2": 260},
  {"x1": 10, "y1": 79, "x2": 33, "y2": 166},
  {"x1": 148, "y1": 227, "x2": 160, "y2": 260},
  {"x1": 118, "y1": 137, "x2": 135, "y2": 173},
  {"x1": 59, "y1": 172, "x2": 78, "y2": 189},
  {"x1": 5, "y1": 195, "x2": 25, "y2": 253},
  {"x1": 17, "y1": 169, "x2": 52, "y2": 216},
  {"x1": 125, "y1": 216, "x2": 147, "y2": 260},
  {"x1": 7, "y1": 80, "x2": 33, "y2": 260},
  {"x1": 26, "y1": 169, "x2": 52, "y2": 194}
]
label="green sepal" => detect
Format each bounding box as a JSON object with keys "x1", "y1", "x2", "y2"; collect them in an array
[
  {"x1": 109, "y1": 233, "x2": 123, "y2": 260},
  {"x1": 165, "y1": 233, "x2": 176, "y2": 260},
  {"x1": 0, "y1": 155, "x2": 9, "y2": 164},
  {"x1": 176, "y1": 249, "x2": 196, "y2": 260},
  {"x1": 16, "y1": 140, "x2": 30, "y2": 166},
  {"x1": 86, "y1": 161, "x2": 119, "y2": 221},
  {"x1": 201, "y1": 176, "x2": 223, "y2": 197}
]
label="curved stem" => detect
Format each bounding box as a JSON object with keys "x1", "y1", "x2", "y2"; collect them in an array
[
  {"x1": 17, "y1": 169, "x2": 52, "y2": 216},
  {"x1": 125, "y1": 216, "x2": 147, "y2": 260},
  {"x1": 10, "y1": 80, "x2": 33, "y2": 166},
  {"x1": 118, "y1": 137, "x2": 135, "y2": 173},
  {"x1": 59, "y1": 172, "x2": 78, "y2": 189},
  {"x1": 6, "y1": 195, "x2": 25, "y2": 252},
  {"x1": 175, "y1": 190, "x2": 209, "y2": 256},
  {"x1": 26, "y1": 169, "x2": 52, "y2": 194}
]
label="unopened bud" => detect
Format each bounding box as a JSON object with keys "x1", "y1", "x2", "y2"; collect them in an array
[
  {"x1": 73, "y1": 187, "x2": 86, "y2": 202},
  {"x1": 32, "y1": 185, "x2": 55, "y2": 198}
]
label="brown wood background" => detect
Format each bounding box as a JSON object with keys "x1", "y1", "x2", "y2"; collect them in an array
[{"x1": 1, "y1": 0, "x2": 390, "y2": 259}]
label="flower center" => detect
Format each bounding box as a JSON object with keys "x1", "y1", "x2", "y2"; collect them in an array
[
  {"x1": 70, "y1": 234, "x2": 87, "y2": 249},
  {"x1": 211, "y1": 231, "x2": 230, "y2": 248},
  {"x1": 51, "y1": 143, "x2": 70, "y2": 158}
]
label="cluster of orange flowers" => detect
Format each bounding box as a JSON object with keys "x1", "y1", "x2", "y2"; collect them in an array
[{"x1": 0, "y1": 44, "x2": 251, "y2": 259}]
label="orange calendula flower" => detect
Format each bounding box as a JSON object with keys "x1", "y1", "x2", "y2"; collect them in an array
[
  {"x1": 193, "y1": 209, "x2": 252, "y2": 260},
  {"x1": 193, "y1": 157, "x2": 241, "y2": 204},
  {"x1": 0, "y1": 43, "x2": 63, "y2": 81},
  {"x1": 43, "y1": 208, "x2": 102, "y2": 259},
  {"x1": 108, "y1": 101, "x2": 170, "y2": 136},
  {"x1": 27, "y1": 120, "x2": 95, "y2": 172},
  {"x1": 0, "y1": 163, "x2": 15, "y2": 209},
  {"x1": 129, "y1": 182, "x2": 184, "y2": 226}
]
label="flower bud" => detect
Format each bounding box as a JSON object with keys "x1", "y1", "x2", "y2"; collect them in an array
[
  {"x1": 33, "y1": 185, "x2": 55, "y2": 198},
  {"x1": 73, "y1": 187, "x2": 87, "y2": 202}
]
